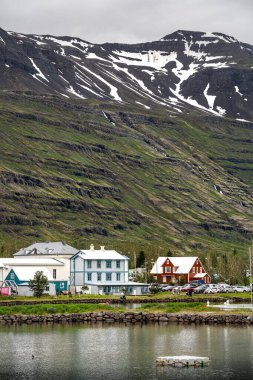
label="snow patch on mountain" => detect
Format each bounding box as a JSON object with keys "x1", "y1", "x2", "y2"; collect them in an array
[
  {"x1": 204, "y1": 84, "x2": 216, "y2": 109},
  {"x1": 135, "y1": 101, "x2": 150, "y2": 109},
  {"x1": 46, "y1": 37, "x2": 90, "y2": 52},
  {"x1": 235, "y1": 86, "x2": 243, "y2": 96},
  {"x1": 111, "y1": 50, "x2": 178, "y2": 72},
  {"x1": 86, "y1": 53, "x2": 108, "y2": 62},
  {"x1": 28, "y1": 57, "x2": 49, "y2": 83},
  {"x1": 75, "y1": 62, "x2": 122, "y2": 102},
  {"x1": 66, "y1": 85, "x2": 86, "y2": 99},
  {"x1": 216, "y1": 106, "x2": 226, "y2": 116},
  {"x1": 202, "y1": 33, "x2": 237, "y2": 43}
]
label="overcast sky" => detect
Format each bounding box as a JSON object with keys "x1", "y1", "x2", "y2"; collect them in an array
[{"x1": 1, "y1": 0, "x2": 252, "y2": 44}]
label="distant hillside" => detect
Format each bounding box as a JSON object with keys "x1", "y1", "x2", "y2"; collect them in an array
[{"x1": 0, "y1": 28, "x2": 252, "y2": 259}]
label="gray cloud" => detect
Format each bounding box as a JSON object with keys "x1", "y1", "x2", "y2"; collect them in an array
[{"x1": 0, "y1": 0, "x2": 252, "y2": 44}]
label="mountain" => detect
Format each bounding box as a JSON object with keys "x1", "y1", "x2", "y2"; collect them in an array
[
  {"x1": 0, "y1": 28, "x2": 252, "y2": 259},
  {"x1": 0, "y1": 28, "x2": 252, "y2": 121}
]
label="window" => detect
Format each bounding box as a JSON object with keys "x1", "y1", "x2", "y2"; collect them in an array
[
  {"x1": 192, "y1": 267, "x2": 195, "y2": 273},
  {"x1": 10, "y1": 272, "x2": 14, "y2": 280},
  {"x1": 116, "y1": 260, "x2": 121, "y2": 268},
  {"x1": 87, "y1": 273, "x2": 92, "y2": 281},
  {"x1": 45, "y1": 285, "x2": 49, "y2": 291},
  {"x1": 53, "y1": 269, "x2": 57, "y2": 279},
  {"x1": 106, "y1": 273, "x2": 112, "y2": 281},
  {"x1": 141, "y1": 287, "x2": 148, "y2": 294},
  {"x1": 60, "y1": 282, "x2": 65, "y2": 289},
  {"x1": 162, "y1": 276, "x2": 167, "y2": 283},
  {"x1": 87, "y1": 260, "x2": 92, "y2": 269},
  {"x1": 165, "y1": 267, "x2": 171, "y2": 273},
  {"x1": 106, "y1": 260, "x2": 112, "y2": 268},
  {"x1": 199, "y1": 267, "x2": 202, "y2": 273},
  {"x1": 97, "y1": 273, "x2": 101, "y2": 281},
  {"x1": 97, "y1": 260, "x2": 101, "y2": 268},
  {"x1": 116, "y1": 273, "x2": 121, "y2": 281}
]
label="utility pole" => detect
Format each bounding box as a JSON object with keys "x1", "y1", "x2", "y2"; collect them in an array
[{"x1": 249, "y1": 246, "x2": 253, "y2": 305}]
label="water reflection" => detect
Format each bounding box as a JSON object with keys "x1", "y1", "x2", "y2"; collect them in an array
[{"x1": 0, "y1": 323, "x2": 253, "y2": 379}]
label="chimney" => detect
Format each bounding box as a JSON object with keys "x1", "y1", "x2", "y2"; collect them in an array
[
  {"x1": 90, "y1": 244, "x2": 94, "y2": 250},
  {"x1": 100, "y1": 246, "x2": 105, "y2": 251}
]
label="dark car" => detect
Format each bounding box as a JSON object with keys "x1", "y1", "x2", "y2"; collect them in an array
[
  {"x1": 181, "y1": 283, "x2": 198, "y2": 292},
  {"x1": 193, "y1": 284, "x2": 209, "y2": 294}
]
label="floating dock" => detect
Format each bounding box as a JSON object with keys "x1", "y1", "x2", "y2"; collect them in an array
[{"x1": 156, "y1": 355, "x2": 210, "y2": 367}]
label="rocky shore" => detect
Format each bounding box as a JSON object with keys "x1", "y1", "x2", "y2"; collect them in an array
[{"x1": 0, "y1": 312, "x2": 253, "y2": 326}]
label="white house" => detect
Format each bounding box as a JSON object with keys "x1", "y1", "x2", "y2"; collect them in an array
[
  {"x1": 0, "y1": 262, "x2": 8, "y2": 283},
  {"x1": 0, "y1": 258, "x2": 66, "y2": 284},
  {"x1": 4, "y1": 266, "x2": 59, "y2": 296},
  {"x1": 13, "y1": 241, "x2": 78, "y2": 284},
  {"x1": 70, "y1": 244, "x2": 149, "y2": 295}
]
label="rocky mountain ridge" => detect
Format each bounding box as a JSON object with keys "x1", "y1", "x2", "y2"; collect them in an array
[
  {"x1": 0, "y1": 28, "x2": 253, "y2": 258},
  {"x1": 0, "y1": 28, "x2": 252, "y2": 121}
]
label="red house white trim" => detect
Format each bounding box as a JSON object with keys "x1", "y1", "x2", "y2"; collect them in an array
[{"x1": 150, "y1": 256, "x2": 211, "y2": 284}]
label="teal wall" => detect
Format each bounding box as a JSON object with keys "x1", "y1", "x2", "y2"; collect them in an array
[
  {"x1": 5, "y1": 269, "x2": 22, "y2": 285},
  {"x1": 54, "y1": 281, "x2": 68, "y2": 292}
]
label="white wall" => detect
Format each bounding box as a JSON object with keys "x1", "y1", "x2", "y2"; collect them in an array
[
  {"x1": 73, "y1": 257, "x2": 128, "y2": 285},
  {"x1": 17, "y1": 283, "x2": 56, "y2": 296}
]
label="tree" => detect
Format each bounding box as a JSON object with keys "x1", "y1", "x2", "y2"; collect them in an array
[
  {"x1": 29, "y1": 271, "x2": 49, "y2": 298},
  {"x1": 136, "y1": 251, "x2": 145, "y2": 268}
]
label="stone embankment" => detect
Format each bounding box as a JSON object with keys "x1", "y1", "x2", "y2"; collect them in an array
[{"x1": 0, "y1": 312, "x2": 253, "y2": 325}]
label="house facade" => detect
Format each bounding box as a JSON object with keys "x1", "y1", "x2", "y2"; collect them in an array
[
  {"x1": 0, "y1": 258, "x2": 67, "y2": 284},
  {"x1": 4, "y1": 267, "x2": 68, "y2": 296},
  {"x1": 70, "y1": 245, "x2": 149, "y2": 295},
  {"x1": 150, "y1": 256, "x2": 211, "y2": 284},
  {"x1": 13, "y1": 242, "x2": 78, "y2": 284}
]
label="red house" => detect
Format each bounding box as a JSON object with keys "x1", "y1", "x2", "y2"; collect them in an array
[{"x1": 150, "y1": 256, "x2": 211, "y2": 284}]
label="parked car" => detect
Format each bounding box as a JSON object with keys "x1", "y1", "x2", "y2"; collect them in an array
[
  {"x1": 181, "y1": 283, "x2": 198, "y2": 293},
  {"x1": 193, "y1": 284, "x2": 209, "y2": 294},
  {"x1": 232, "y1": 285, "x2": 248, "y2": 293},
  {"x1": 217, "y1": 284, "x2": 234, "y2": 293},
  {"x1": 204, "y1": 286, "x2": 219, "y2": 294},
  {"x1": 161, "y1": 285, "x2": 174, "y2": 292}
]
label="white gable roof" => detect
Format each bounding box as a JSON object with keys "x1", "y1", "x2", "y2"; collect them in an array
[
  {"x1": 150, "y1": 256, "x2": 199, "y2": 274},
  {"x1": 78, "y1": 248, "x2": 128, "y2": 261},
  {"x1": 150, "y1": 257, "x2": 167, "y2": 274},
  {"x1": 10, "y1": 267, "x2": 54, "y2": 281}
]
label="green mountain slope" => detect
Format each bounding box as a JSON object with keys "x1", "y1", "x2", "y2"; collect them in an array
[{"x1": 0, "y1": 92, "x2": 252, "y2": 259}]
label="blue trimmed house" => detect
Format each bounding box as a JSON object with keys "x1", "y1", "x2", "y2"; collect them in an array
[
  {"x1": 5, "y1": 267, "x2": 68, "y2": 296},
  {"x1": 70, "y1": 245, "x2": 149, "y2": 295}
]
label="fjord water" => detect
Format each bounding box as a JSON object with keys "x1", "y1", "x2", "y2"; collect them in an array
[{"x1": 0, "y1": 323, "x2": 253, "y2": 379}]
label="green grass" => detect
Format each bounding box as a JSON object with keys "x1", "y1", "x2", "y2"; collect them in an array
[
  {"x1": 0, "y1": 303, "x2": 124, "y2": 315},
  {"x1": 136, "y1": 302, "x2": 208, "y2": 313},
  {"x1": 0, "y1": 92, "x2": 252, "y2": 260},
  {"x1": 0, "y1": 300, "x2": 252, "y2": 316}
]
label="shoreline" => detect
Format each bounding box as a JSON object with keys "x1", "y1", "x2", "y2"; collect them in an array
[
  {"x1": 0, "y1": 296, "x2": 250, "y2": 306},
  {"x1": 1, "y1": 311, "x2": 253, "y2": 326}
]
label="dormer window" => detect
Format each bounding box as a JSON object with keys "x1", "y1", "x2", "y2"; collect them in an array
[{"x1": 165, "y1": 267, "x2": 171, "y2": 273}]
